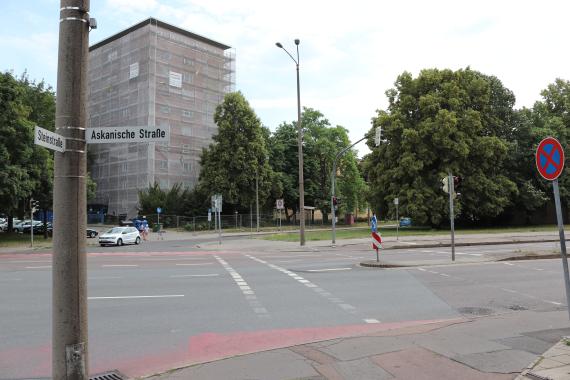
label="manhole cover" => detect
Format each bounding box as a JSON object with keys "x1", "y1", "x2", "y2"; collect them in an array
[
  {"x1": 508, "y1": 304, "x2": 528, "y2": 311},
  {"x1": 457, "y1": 307, "x2": 494, "y2": 316}
]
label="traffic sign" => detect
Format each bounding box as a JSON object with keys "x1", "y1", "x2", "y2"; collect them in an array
[
  {"x1": 372, "y1": 232, "x2": 382, "y2": 249},
  {"x1": 276, "y1": 199, "x2": 284, "y2": 209},
  {"x1": 34, "y1": 126, "x2": 66, "y2": 153},
  {"x1": 536, "y1": 137, "x2": 565, "y2": 181},
  {"x1": 86, "y1": 126, "x2": 170, "y2": 144},
  {"x1": 156, "y1": 207, "x2": 162, "y2": 214}
]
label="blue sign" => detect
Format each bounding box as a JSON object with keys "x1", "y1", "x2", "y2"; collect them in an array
[
  {"x1": 371, "y1": 214, "x2": 378, "y2": 233},
  {"x1": 157, "y1": 207, "x2": 162, "y2": 214}
]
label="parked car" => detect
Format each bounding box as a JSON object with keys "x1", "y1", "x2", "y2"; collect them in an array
[
  {"x1": 28, "y1": 222, "x2": 53, "y2": 235},
  {"x1": 399, "y1": 217, "x2": 412, "y2": 227},
  {"x1": 23, "y1": 221, "x2": 48, "y2": 234},
  {"x1": 98, "y1": 226, "x2": 141, "y2": 246},
  {"x1": 14, "y1": 220, "x2": 42, "y2": 233},
  {"x1": 1, "y1": 219, "x2": 20, "y2": 232},
  {"x1": 86, "y1": 228, "x2": 98, "y2": 238}
]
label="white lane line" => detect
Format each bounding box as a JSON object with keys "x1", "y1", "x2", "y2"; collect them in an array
[
  {"x1": 88, "y1": 295, "x2": 184, "y2": 300},
  {"x1": 547, "y1": 301, "x2": 563, "y2": 306},
  {"x1": 364, "y1": 319, "x2": 381, "y2": 324},
  {"x1": 306, "y1": 268, "x2": 352, "y2": 272},
  {"x1": 102, "y1": 264, "x2": 138, "y2": 267},
  {"x1": 440, "y1": 273, "x2": 451, "y2": 277},
  {"x1": 214, "y1": 255, "x2": 269, "y2": 317},
  {"x1": 503, "y1": 262, "x2": 515, "y2": 266},
  {"x1": 399, "y1": 241, "x2": 417, "y2": 245},
  {"x1": 245, "y1": 254, "x2": 359, "y2": 315},
  {"x1": 421, "y1": 250, "x2": 434, "y2": 253},
  {"x1": 501, "y1": 288, "x2": 517, "y2": 293},
  {"x1": 170, "y1": 274, "x2": 219, "y2": 278},
  {"x1": 25, "y1": 266, "x2": 51, "y2": 269},
  {"x1": 175, "y1": 263, "x2": 213, "y2": 266},
  {"x1": 417, "y1": 268, "x2": 427, "y2": 272}
]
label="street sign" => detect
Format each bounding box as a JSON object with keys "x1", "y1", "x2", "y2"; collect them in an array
[
  {"x1": 276, "y1": 199, "x2": 284, "y2": 210},
  {"x1": 156, "y1": 207, "x2": 162, "y2": 214},
  {"x1": 372, "y1": 232, "x2": 382, "y2": 250},
  {"x1": 374, "y1": 126, "x2": 382, "y2": 147},
  {"x1": 34, "y1": 126, "x2": 66, "y2": 153},
  {"x1": 394, "y1": 197, "x2": 399, "y2": 205},
  {"x1": 536, "y1": 137, "x2": 565, "y2": 181},
  {"x1": 86, "y1": 126, "x2": 170, "y2": 144},
  {"x1": 211, "y1": 194, "x2": 222, "y2": 212}
]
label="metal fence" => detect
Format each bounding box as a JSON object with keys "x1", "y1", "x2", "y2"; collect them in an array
[{"x1": 94, "y1": 211, "x2": 371, "y2": 232}]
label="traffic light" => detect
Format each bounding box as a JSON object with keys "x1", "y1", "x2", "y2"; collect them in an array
[
  {"x1": 332, "y1": 196, "x2": 337, "y2": 206},
  {"x1": 30, "y1": 199, "x2": 40, "y2": 212},
  {"x1": 453, "y1": 176, "x2": 462, "y2": 189}
]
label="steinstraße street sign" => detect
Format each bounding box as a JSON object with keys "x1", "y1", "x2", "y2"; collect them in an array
[
  {"x1": 536, "y1": 136, "x2": 565, "y2": 180},
  {"x1": 34, "y1": 126, "x2": 66, "y2": 153},
  {"x1": 86, "y1": 126, "x2": 170, "y2": 144},
  {"x1": 535, "y1": 136, "x2": 570, "y2": 320}
]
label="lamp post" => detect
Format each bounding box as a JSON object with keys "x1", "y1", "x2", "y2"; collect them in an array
[{"x1": 276, "y1": 39, "x2": 305, "y2": 245}]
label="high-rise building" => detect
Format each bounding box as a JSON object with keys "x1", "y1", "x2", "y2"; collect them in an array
[{"x1": 87, "y1": 18, "x2": 235, "y2": 218}]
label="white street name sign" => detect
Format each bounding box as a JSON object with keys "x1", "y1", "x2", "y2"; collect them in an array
[
  {"x1": 34, "y1": 126, "x2": 66, "y2": 152},
  {"x1": 86, "y1": 126, "x2": 170, "y2": 144}
]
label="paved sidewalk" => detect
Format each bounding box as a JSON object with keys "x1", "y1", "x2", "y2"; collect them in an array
[{"x1": 517, "y1": 338, "x2": 570, "y2": 380}]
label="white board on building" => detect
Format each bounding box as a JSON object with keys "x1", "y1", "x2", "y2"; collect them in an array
[{"x1": 86, "y1": 126, "x2": 171, "y2": 144}]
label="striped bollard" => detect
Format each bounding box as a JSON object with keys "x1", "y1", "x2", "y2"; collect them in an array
[{"x1": 372, "y1": 232, "x2": 382, "y2": 262}]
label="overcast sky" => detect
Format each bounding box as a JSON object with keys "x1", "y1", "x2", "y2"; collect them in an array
[{"x1": 1, "y1": 0, "x2": 569, "y2": 156}]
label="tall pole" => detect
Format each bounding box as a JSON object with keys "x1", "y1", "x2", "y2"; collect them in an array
[
  {"x1": 276, "y1": 40, "x2": 305, "y2": 245},
  {"x1": 553, "y1": 179, "x2": 570, "y2": 319},
  {"x1": 53, "y1": 1, "x2": 90, "y2": 379},
  {"x1": 295, "y1": 43, "x2": 305, "y2": 246},
  {"x1": 256, "y1": 169, "x2": 260, "y2": 232},
  {"x1": 449, "y1": 172, "x2": 455, "y2": 262}
]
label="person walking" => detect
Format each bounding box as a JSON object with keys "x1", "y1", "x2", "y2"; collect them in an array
[{"x1": 140, "y1": 216, "x2": 149, "y2": 241}]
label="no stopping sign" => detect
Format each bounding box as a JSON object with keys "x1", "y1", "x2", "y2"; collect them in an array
[{"x1": 536, "y1": 137, "x2": 565, "y2": 181}]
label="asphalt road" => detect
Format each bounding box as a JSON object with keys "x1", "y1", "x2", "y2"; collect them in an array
[{"x1": 0, "y1": 239, "x2": 568, "y2": 379}]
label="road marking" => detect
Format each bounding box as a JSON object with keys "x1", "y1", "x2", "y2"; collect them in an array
[
  {"x1": 245, "y1": 254, "x2": 358, "y2": 315},
  {"x1": 88, "y1": 295, "x2": 184, "y2": 300},
  {"x1": 175, "y1": 263, "x2": 213, "y2": 266},
  {"x1": 417, "y1": 268, "x2": 427, "y2": 272},
  {"x1": 503, "y1": 262, "x2": 515, "y2": 266},
  {"x1": 547, "y1": 301, "x2": 563, "y2": 306},
  {"x1": 364, "y1": 319, "x2": 381, "y2": 324},
  {"x1": 88, "y1": 276, "x2": 124, "y2": 280},
  {"x1": 274, "y1": 259, "x2": 305, "y2": 263},
  {"x1": 169, "y1": 274, "x2": 219, "y2": 278},
  {"x1": 421, "y1": 250, "x2": 434, "y2": 253},
  {"x1": 501, "y1": 288, "x2": 517, "y2": 293},
  {"x1": 214, "y1": 255, "x2": 269, "y2": 317},
  {"x1": 440, "y1": 273, "x2": 451, "y2": 277},
  {"x1": 306, "y1": 268, "x2": 352, "y2": 272},
  {"x1": 399, "y1": 241, "x2": 417, "y2": 245},
  {"x1": 25, "y1": 266, "x2": 51, "y2": 269},
  {"x1": 102, "y1": 264, "x2": 138, "y2": 267}
]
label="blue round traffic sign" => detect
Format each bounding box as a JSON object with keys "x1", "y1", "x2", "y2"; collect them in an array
[
  {"x1": 157, "y1": 207, "x2": 162, "y2": 214},
  {"x1": 536, "y1": 137, "x2": 565, "y2": 181}
]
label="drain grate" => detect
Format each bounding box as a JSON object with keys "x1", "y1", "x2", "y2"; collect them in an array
[
  {"x1": 89, "y1": 370, "x2": 125, "y2": 380},
  {"x1": 457, "y1": 306, "x2": 494, "y2": 316},
  {"x1": 508, "y1": 304, "x2": 528, "y2": 311}
]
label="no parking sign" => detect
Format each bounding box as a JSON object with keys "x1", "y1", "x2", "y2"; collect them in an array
[{"x1": 535, "y1": 136, "x2": 570, "y2": 320}]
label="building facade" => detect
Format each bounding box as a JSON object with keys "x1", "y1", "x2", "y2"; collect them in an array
[{"x1": 88, "y1": 18, "x2": 235, "y2": 218}]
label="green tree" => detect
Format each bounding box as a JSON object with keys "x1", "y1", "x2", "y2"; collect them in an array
[
  {"x1": 197, "y1": 92, "x2": 273, "y2": 212},
  {"x1": 364, "y1": 68, "x2": 518, "y2": 226},
  {"x1": 138, "y1": 182, "x2": 187, "y2": 219}
]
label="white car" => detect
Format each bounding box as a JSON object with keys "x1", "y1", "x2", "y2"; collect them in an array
[
  {"x1": 98, "y1": 226, "x2": 141, "y2": 246},
  {"x1": 13, "y1": 220, "x2": 41, "y2": 233}
]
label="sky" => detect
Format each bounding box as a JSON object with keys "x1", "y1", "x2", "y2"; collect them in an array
[{"x1": 1, "y1": 0, "x2": 570, "y2": 157}]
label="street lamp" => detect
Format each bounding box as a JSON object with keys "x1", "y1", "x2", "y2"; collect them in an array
[{"x1": 276, "y1": 39, "x2": 305, "y2": 245}]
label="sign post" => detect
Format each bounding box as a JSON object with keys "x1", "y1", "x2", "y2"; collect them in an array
[
  {"x1": 394, "y1": 197, "x2": 399, "y2": 241},
  {"x1": 276, "y1": 199, "x2": 284, "y2": 231},
  {"x1": 536, "y1": 137, "x2": 570, "y2": 319}
]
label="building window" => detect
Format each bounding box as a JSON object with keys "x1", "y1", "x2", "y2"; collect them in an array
[
  {"x1": 183, "y1": 57, "x2": 194, "y2": 66},
  {"x1": 159, "y1": 160, "x2": 168, "y2": 170},
  {"x1": 107, "y1": 50, "x2": 118, "y2": 61},
  {"x1": 182, "y1": 162, "x2": 191, "y2": 172},
  {"x1": 182, "y1": 144, "x2": 190, "y2": 153},
  {"x1": 121, "y1": 162, "x2": 128, "y2": 173},
  {"x1": 129, "y1": 62, "x2": 139, "y2": 79},
  {"x1": 169, "y1": 71, "x2": 182, "y2": 88},
  {"x1": 183, "y1": 72, "x2": 193, "y2": 83},
  {"x1": 182, "y1": 110, "x2": 193, "y2": 118},
  {"x1": 160, "y1": 105, "x2": 170, "y2": 114}
]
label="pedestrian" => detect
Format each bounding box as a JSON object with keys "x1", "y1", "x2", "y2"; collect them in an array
[{"x1": 141, "y1": 216, "x2": 149, "y2": 241}]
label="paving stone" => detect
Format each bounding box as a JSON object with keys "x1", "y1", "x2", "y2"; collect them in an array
[
  {"x1": 535, "y1": 357, "x2": 569, "y2": 370},
  {"x1": 529, "y1": 365, "x2": 570, "y2": 380},
  {"x1": 454, "y1": 349, "x2": 537, "y2": 373},
  {"x1": 411, "y1": 331, "x2": 510, "y2": 357},
  {"x1": 332, "y1": 358, "x2": 394, "y2": 380},
  {"x1": 318, "y1": 336, "x2": 411, "y2": 361},
  {"x1": 371, "y1": 347, "x2": 514, "y2": 380},
  {"x1": 157, "y1": 348, "x2": 320, "y2": 380},
  {"x1": 495, "y1": 335, "x2": 553, "y2": 355}
]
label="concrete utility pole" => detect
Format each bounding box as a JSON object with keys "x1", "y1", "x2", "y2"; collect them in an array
[{"x1": 53, "y1": 1, "x2": 91, "y2": 379}]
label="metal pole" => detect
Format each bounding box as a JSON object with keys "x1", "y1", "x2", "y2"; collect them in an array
[
  {"x1": 296, "y1": 51, "x2": 305, "y2": 246},
  {"x1": 449, "y1": 172, "x2": 455, "y2": 261},
  {"x1": 218, "y1": 209, "x2": 221, "y2": 245},
  {"x1": 396, "y1": 202, "x2": 399, "y2": 241},
  {"x1": 553, "y1": 179, "x2": 570, "y2": 319},
  {"x1": 256, "y1": 170, "x2": 259, "y2": 232},
  {"x1": 30, "y1": 199, "x2": 34, "y2": 248},
  {"x1": 53, "y1": 1, "x2": 90, "y2": 378}
]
